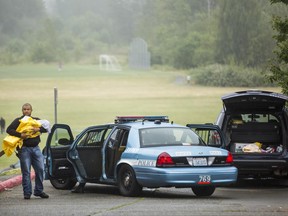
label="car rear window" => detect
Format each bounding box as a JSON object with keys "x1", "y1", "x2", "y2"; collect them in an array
[
  {"x1": 139, "y1": 127, "x2": 203, "y2": 147},
  {"x1": 230, "y1": 113, "x2": 279, "y2": 124}
]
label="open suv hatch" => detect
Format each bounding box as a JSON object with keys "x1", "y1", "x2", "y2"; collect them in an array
[{"x1": 215, "y1": 90, "x2": 288, "y2": 180}]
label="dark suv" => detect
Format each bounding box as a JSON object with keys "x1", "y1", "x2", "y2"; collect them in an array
[{"x1": 215, "y1": 90, "x2": 288, "y2": 180}]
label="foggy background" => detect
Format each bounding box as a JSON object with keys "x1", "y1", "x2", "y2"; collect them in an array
[{"x1": 0, "y1": 0, "x2": 287, "y2": 87}]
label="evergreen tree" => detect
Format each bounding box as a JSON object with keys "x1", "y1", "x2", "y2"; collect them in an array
[
  {"x1": 216, "y1": 0, "x2": 274, "y2": 67},
  {"x1": 269, "y1": 0, "x2": 288, "y2": 94}
]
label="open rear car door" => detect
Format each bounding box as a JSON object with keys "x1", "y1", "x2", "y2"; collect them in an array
[{"x1": 186, "y1": 124, "x2": 226, "y2": 148}]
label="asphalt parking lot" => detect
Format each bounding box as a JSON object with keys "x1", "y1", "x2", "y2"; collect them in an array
[{"x1": 1, "y1": 172, "x2": 288, "y2": 216}]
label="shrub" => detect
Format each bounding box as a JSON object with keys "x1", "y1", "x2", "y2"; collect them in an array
[{"x1": 193, "y1": 64, "x2": 275, "y2": 87}]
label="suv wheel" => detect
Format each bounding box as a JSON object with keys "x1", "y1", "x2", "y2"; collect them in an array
[{"x1": 191, "y1": 186, "x2": 215, "y2": 197}]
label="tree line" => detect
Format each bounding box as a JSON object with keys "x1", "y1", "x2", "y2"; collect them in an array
[{"x1": 0, "y1": 0, "x2": 287, "y2": 91}]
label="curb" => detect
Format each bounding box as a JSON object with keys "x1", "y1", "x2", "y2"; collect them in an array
[{"x1": 0, "y1": 171, "x2": 35, "y2": 192}]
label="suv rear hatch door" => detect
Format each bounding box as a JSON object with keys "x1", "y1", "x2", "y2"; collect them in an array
[{"x1": 222, "y1": 90, "x2": 288, "y2": 113}]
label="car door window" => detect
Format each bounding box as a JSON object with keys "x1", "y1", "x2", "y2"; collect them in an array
[
  {"x1": 187, "y1": 124, "x2": 224, "y2": 148},
  {"x1": 50, "y1": 128, "x2": 73, "y2": 147},
  {"x1": 119, "y1": 130, "x2": 128, "y2": 149},
  {"x1": 77, "y1": 130, "x2": 106, "y2": 147},
  {"x1": 107, "y1": 128, "x2": 118, "y2": 149}
]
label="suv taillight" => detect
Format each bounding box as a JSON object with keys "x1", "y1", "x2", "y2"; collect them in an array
[
  {"x1": 156, "y1": 152, "x2": 175, "y2": 167},
  {"x1": 226, "y1": 152, "x2": 233, "y2": 164}
]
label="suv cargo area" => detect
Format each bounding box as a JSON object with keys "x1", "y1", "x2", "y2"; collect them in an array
[{"x1": 226, "y1": 114, "x2": 283, "y2": 154}]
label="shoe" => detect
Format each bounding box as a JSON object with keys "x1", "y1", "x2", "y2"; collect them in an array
[
  {"x1": 71, "y1": 187, "x2": 85, "y2": 193},
  {"x1": 71, "y1": 184, "x2": 85, "y2": 193},
  {"x1": 34, "y1": 192, "x2": 49, "y2": 198},
  {"x1": 24, "y1": 195, "x2": 31, "y2": 200}
]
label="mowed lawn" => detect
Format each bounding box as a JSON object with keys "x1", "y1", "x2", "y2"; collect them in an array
[{"x1": 0, "y1": 64, "x2": 280, "y2": 169}]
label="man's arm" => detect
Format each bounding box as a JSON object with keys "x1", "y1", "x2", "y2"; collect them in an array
[
  {"x1": 6, "y1": 118, "x2": 21, "y2": 138},
  {"x1": 39, "y1": 126, "x2": 47, "y2": 133}
]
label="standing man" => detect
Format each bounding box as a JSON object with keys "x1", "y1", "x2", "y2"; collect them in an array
[{"x1": 6, "y1": 103, "x2": 49, "y2": 199}]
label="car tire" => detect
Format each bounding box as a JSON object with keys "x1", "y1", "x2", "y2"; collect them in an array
[
  {"x1": 118, "y1": 164, "x2": 142, "y2": 197},
  {"x1": 50, "y1": 178, "x2": 77, "y2": 190},
  {"x1": 191, "y1": 186, "x2": 216, "y2": 197}
]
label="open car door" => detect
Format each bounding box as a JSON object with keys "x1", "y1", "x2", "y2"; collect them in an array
[
  {"x1": 186, "y1": 124, "x2": 226, "y2": 148},
  {"x1": 66, "y1": 125, "x2": 113, "y2": 183},
  {"x1": 44, "y1": 123, "x2": 77, "y2": 190}
]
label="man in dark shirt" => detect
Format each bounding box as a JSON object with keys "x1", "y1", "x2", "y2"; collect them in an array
[{"x1": 6, "y1": 103, "x2": 49, "y2": 199}]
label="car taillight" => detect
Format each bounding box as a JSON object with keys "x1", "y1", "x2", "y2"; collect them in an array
[
  {"x1": 225, "y1": 152, "x2": 233, "y2": 164},
  {"x1": 156, "y1": 152, "x2": 175, "y2": 167}
]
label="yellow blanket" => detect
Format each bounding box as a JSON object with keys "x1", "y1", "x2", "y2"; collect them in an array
[{"x1": 2, "y1": 116, "x2": 42, "y2": 157}]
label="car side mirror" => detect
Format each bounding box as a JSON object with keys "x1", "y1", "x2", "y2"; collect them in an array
[{"x1": 58, "y1": 138, "x2": 71, "y2": 146}]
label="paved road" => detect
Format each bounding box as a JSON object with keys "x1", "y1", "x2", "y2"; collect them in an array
[{"x1": 0, "y1": 179, "x2": 288, "y2": 216}]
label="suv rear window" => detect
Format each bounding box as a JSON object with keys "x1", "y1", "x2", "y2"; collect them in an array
[{"x1": 239, "y1": 114, "x2": 279, "y2": 123}]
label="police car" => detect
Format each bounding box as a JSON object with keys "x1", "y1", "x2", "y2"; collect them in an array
[{"x1": 44, "y1": 116, "x2": 237, "y2": 197}]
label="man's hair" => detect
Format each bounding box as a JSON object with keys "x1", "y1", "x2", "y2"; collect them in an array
[{"x1": 22, "y1": 103, "x2": 32, "y2": 110}]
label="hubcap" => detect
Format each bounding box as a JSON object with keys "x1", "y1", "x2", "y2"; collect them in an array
[{"x1": 123, "y1": 172, "x2": 131, "y2": 188}]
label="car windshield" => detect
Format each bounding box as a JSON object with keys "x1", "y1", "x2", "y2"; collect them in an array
[{"x1": 139, "y1": 127, "x2": 203, "y2": 147}]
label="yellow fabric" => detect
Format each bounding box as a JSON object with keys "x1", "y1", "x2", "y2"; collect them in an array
[
  {"x1": 2, "y1": 135, "x2": 22, "y2": 156},
  {"x1": 254, "y1": 142, "x2": 262, "y2": 148},
  {"x1": 242, "y1": 143, "x2": 262, "y2": 153},
  {"x1": 17, "y1": 116, "x2": 41, "y2": 137},
  {"x1": 2, "y1": 117, "x2": 42, "y2": 157}
]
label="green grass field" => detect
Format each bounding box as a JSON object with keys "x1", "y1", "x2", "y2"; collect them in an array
[{"x1": 0, "y1": 63, "x2": 280, "y2": 169}]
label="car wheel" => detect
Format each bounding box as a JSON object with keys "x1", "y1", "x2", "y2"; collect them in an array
[
  {"x1": 50, "y1": 178, "x2": 77, "y2": 190},
  {"x1": 191, "y1": 186, "x2": 216, "y2": 197},
  {"x1": 118, "y1": 164, "x2": 142, "y2": 197}
]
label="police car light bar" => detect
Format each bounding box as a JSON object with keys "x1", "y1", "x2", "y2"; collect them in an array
[{"x1": 115, "y1": 116, "x2": 169, "y2": 123}]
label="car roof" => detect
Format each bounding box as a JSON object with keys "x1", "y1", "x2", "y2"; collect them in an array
[
  {"x1": 221, "y1": 90, "x2": 288, "y2": 113},
  {"x1": 121, "y1": 121, "x2": 185, "y2": 130},
  {"x1": 114, "y1": 115, "x2": 185, "y2": 129}
]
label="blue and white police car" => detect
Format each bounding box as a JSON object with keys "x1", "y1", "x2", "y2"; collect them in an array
[{"x1": 44, "y1": 116, "x2": 237, "y2": 197}]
